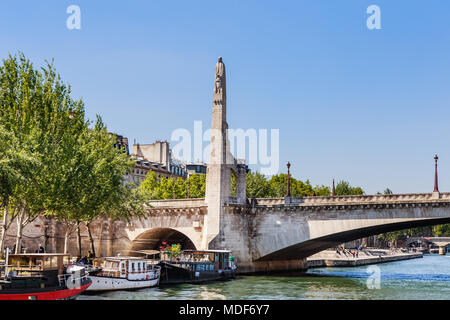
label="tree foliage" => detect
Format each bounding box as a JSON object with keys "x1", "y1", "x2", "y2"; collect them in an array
[
  {"x1": 139, "y1": 171, "x2": 342, "y2": 200},
  {"x1": 334, "y1": 180, "x2": 364, "y2": 196},
  {"x1": 0, "y1": 52, "x2": 137, "y2": 256}
]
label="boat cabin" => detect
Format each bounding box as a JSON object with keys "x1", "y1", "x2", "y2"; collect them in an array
[
  {"x1": 92, "y1": 256, "x2": 158, "y2": 281},
  {"x1": 157, "y1": 249, "x2": 236, "y2": 284},
  {"x1": 160, "y1": 249, "x2": 235, "y2": 271},
  {"x1": 1, "y1": 253, "x2": 72, "y2": 289},
  {"x1": 5, "y1": 253, "x2": 71, "y2": 277}
]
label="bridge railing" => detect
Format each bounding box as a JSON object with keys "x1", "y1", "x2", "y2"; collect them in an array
[
  {"x1": 253, "y1": 192, "x2": 450, "y2": 207},
  {"x1": 302, "y1": 192, "x2": 450, "y2": 205},
  {"x1": 146, "y1": 198, "x2": 206, "y2": 208}
]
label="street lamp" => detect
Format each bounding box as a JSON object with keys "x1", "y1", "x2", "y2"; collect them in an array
[{"x1": 286, "y1": 162, "x2": 291, "y2": 198}]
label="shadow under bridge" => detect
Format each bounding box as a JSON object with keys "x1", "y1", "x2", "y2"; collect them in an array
[{"x1": 128, "y1": 228, "x2": 197, "y2": 252}]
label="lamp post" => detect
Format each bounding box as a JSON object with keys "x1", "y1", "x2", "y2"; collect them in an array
[
  {"x1": 434, "y1": 154, "x2": 439, "y2": 193},
  {"x1": 286, "y1": 162, "x2": 291, "y2": 197}
]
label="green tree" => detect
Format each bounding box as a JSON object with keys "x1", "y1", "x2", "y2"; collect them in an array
[
  {"x1": 0, "y1": 126, "x2": 37, "y2": 255},
  {"x1": 267, "y1": 174, "x2": 289, "y2": 197},
  {"x1": 313, "y1": 185, "x2": 331, "y2": 196},
  {"x1": 50, "y1": 116, "x2": 140, "y2": 256},
  {"x1": 246, "y1": 172, "x2": 271, "y2": 198},
  {"x1": 185, "y1": 174, "x2": 206, "y2": 198},
  {"x1": 334, "y1": 180, "x2": 365, "y2": 196},
  {"x1": 139, "y1": 171, "x2": 160, "y2": 199},
  {"x1": 139, "y1": 172, "x2": 208, "y2": 201},
  {"x1": 0, "y1": 52, "x2": 140, "y2": 257},
  {"x1": 433, "y1": 224, "x2": 450, "y2": 236},
  {"x1": 0, "y1": 52, "x2": 86, "y2": 253}
]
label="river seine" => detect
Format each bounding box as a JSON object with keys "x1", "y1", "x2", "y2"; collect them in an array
[{"x1": 79, "y1": 254, "x2": 450, "y2": 300}]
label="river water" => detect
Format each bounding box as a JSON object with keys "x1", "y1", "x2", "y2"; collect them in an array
[{"x1": 78, "y1": 254, "x2": 450, "y2": 300}]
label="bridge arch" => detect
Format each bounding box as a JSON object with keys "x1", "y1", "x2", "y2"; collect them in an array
[
  {"x1": 256, "y1": 217, "x2": 450, "y2": 261},
  {"x1": 128, "y1": 228, "x2": 197, "y2": 252}
]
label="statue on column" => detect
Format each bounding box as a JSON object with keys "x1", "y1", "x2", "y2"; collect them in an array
[{"x1": 214, "y1": 57, "x2": 226, "y2": 95}]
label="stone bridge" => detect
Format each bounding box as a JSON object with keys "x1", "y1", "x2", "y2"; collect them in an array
[
  {"x1": 108, "y1": 57, "x2": 450, "y2": 273},
  {"x1": 109, "y1": 192, "x2": 450, "y2": 273},
  {"x1": 407, "y1": 236, "x2": 450, "y2": 255}
]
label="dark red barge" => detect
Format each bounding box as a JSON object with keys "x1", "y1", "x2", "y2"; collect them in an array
[{"x1": 0, "y1": 253, "x2": 91, "y2": 300}]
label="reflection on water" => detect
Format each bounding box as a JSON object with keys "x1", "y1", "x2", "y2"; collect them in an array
[{"x1": 78, "y1": 254, "x2": 450, "y2": 300}]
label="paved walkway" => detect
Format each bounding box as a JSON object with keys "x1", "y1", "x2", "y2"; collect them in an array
[{"x1": 306, "y1": 248, "x2": 423, "y2": 268}]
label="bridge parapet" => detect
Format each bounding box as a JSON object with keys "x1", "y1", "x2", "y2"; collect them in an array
[
  {"x1": 147, "y1": 198, "x2": 206, "y2": 208},
  {"x1": 253, "y1": 198, "x2": 286, "y2": 206},
  {"x1": 144, "y1": 198, "x2": 207, "y2": 216},
  {"x1": 252, "y1": 193, "x2": 450, "y2": 209},
  {"x1": 301, "y1": 192, "x2": 450, "y2": 205}
]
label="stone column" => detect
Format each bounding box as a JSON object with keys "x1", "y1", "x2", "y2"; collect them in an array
[
  {"x1": 204, "y1": 57, "x2": 231, "y2": 249},
  {"x1": 236, "y1": 165, "x2": 247, "y2": 204}
]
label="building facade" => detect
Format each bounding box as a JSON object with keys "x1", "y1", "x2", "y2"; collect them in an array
[
  {"x1": 111, "y1": 136, "x2": 187, "y2": 185},
  {"x1": 185, "y1": 163, "x2": 207, "y2": 178},
  {"x1": 133, "y1": 140, "x2": 186, "y2": 180}
]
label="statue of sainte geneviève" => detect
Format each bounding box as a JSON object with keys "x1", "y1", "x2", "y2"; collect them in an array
[{"x1": 214, "y1": 57, "x2": 226, "y2": 95}]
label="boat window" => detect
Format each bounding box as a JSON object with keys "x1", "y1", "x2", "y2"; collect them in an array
[
  {"x1": 131, "y1": 262, "x2": 135, "y2": 270},
  {"x1": 197, "y1": 264, "x2": 206, "y2": 271},
  {"x1": 138, "y1": 262, "x2": 141, "y2": 269}
]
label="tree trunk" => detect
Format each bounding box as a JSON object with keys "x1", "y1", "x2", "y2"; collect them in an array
[
  {"x1": 15, "y1": 209, "x2": 24, "y2": 254},
  {"x1": 64, "y1": 227, "x2": 71, "y2": 254},
  {"x1": 86, "y1": 222, "x2": 96, "y2": 257},
  {"x1": 106, "y1": 217, "x2": 113, "y2": 257},
  {"x1": 97, "y1": 219, "x2": 104, "y2": 258},
  {"x1": 76, "y1": 222, "x2": 82, "y2": 259},
  {"x1": 361, "y1": 237, "x2": 367, "y2": 248},
  {"x1": 0, "y1": 202, "x2": 8, "y2": 257}
]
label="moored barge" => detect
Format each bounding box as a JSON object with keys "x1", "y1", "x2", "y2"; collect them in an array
[
  {"x1": 158, "y1": 249, "x2": 236, "y2": 285},
  {"x1": 0, "y1": 253, "x2": 91, "y2": 300},
  {"x1": 82, "y1": 255, "x2": 161, "y2": 292}
]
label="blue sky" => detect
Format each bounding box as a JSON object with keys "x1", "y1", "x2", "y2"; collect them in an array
[{"x1": 1, "y1": 0, "x2": 449, "y2": 194}]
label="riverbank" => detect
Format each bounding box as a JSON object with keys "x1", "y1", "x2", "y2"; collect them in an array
[{"x1": 306, "y1": 249, "x2": 423, "y2": 268}]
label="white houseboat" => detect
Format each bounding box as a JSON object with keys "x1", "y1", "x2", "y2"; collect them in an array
[{"x1": 84, "y1": 255, "x2": 160, "y2": 292}]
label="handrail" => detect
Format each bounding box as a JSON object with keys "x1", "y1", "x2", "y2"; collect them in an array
[{"x1": 58, "y1": 273, "x2": 90, "y2": 287}]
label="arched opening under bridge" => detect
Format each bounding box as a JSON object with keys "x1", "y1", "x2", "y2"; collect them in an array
[
  {"x1": 257, "y1": 217, "x2": 450, "y2": 261},
  {"x1": 128, "y1": 228, "x2": 196, "y2": 252}
]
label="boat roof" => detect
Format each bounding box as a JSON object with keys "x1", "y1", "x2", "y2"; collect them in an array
[
  {"x1": 118, "y1": 249, "x2": 160, "y2": 256},
  {"x1": 135, "y1": 250, "x2": 160, "y2": 255},
  {"x1": 8, "y1": 253, "x2": 70, "y2": 257},
  {"x1": 97, "y1": 256, "x2": 149, "y2": 261},
  {"x1": 183, "y1": 249, "x2": 231, "y2": 253}
]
